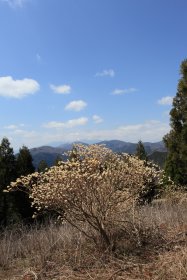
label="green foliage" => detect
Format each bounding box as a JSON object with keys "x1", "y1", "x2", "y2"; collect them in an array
[
  {"x1": 16, "y1": 145, "x2": 35, "y2": 176},
  {"x1": 0, "y1": 138, "x2": 19, "y2": 226},
  {"x1": 0, "y1": 138, "x2": 17, "y2": 187},
  {"x1": 163, "y1": 59, "x2": 187, "y2": 186},
  {"x1": 135, "y1": 140, "x2": 147, "y2": 161},
  {"x1": 15, "y1": 145, "x2": 35, "y2": 221}
]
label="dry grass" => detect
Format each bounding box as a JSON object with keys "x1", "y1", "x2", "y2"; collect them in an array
[{"x1": 1, "y1": 199, "x2": 187, "y2": 280}]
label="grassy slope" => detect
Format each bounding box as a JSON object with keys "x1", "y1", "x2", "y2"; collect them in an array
[{"x1": 1, "y1": 198, "x2": 187, "y2": 280}]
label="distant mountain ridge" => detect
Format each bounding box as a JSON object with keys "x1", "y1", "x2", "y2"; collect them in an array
[
  {"x1": 29, "y1": 140, "x2": 167, "y2": 169},
  {"x1": 97, "y1": 140, "x2": 166, "y2": 154}
]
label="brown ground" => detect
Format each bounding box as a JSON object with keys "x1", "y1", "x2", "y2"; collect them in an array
[{"x1": 1, "y1": 200, "x2": 187, "y2": 280}]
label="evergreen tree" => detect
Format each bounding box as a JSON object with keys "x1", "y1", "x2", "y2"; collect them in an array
[
  {"x1": 15, "y1": 146, "x2": 35, "y2": 221},
  {"x1": 0, "y1": 138, "x2": 18, "y2": 226},
  {"x1": 163, "y1": 59, "x2": 187, "y2": 186},
  {"x1": 17, "y1": 145, "x2": 35, "y2": 176},
  {"x1": 135, "y1": 140, "x2": 147, "y2": 161},
  {"x1": 38, "y1": 160, "x2": 49, "y2": 173}
]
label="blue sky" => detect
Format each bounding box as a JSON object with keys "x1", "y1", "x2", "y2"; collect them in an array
[{"x1": 0, "y1": 0, "x2": 187, "y2": 149}]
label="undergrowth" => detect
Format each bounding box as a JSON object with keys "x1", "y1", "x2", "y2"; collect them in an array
[{"x1": 1, "y1": 198, "x2": 187, "y2": 279}]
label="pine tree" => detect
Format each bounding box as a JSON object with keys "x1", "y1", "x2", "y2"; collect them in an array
[
  {"x1": 135, "y1": 140, "x2": 147, "y2": 161},
  {"x1": 163, "y1": 59, "x2": 187, "y2": 186},
  {"x1": 15, "y1": 146, "x2": 35, "y2": 221},
  {"x1": 0, "y1": 138, "x2": 19, "y2": 226},
  {"x1": 16, "y1": 145, "x2": 35, "y2": 176}
]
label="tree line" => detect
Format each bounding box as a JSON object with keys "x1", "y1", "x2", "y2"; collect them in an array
[
  {"x1": 0, "y1": 139, "x2": 33, "y2": 226},
  {"x1": 0, "y1": 138, "x2": 53, "y2": 227}
]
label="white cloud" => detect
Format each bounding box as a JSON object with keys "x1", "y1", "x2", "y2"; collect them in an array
[
  {"x1": 50, "y1": 84, "x2": 71, "y2": 94},
  {"x1": 158, "y1": 96, "x2": 173, "y2": 105},
  {"x1": 4, "y1": 124, "x2": 25, "y2": 130},
  {"x1": 1, "y1": 120, "x2": 170, "y2": 150},
  {"x1": 48, "y1": 120, "x2": 169, "y2": 144},
  {"x1": 4, "y1": 124, "x2": 18, "y2": 130},
  {"x1": 40, "y1": 120, "x2": 170, "y2": 146},
  {"x1": 65, "y1": 100, "x2": 87, "y2": 112},
  {"x1": 43, "y1": 117, "x2": 88, "y2": 129},
  {"x1": 74, "y1": 120, "x2": 170, "y2": 143},
  {"x1": 92, "y1": 115, "x2": 103, "y2": 124},
  {"x1": 95, "y1": 69, "x2": 115, "y2": 77},
  {"x1": 0, "y1": 76, "x2": 40, "y2": 98},
  {"x1": 4, "y1": 128, "x2": 39, "y2": 150},
  {"x1": 112, "y1": 88, "x2": 138, "y2": 95},
  {"x1": 1, "y1": 0, "x2": 27, "y2": 8}
]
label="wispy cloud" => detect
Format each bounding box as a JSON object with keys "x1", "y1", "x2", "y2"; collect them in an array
[
  {"x1": 112, "y1": 88, "x2": 138, "y2": 95},
  {"x1": 0, "y1": 76, "x2": 40, "y2": 98},
  {"x1": 95, "y1": 69, "x2": 115, "y2": 78},
  {"x1": 68, "y1": 120, "x2": 169, "y2": 143},
  {"x1": 4, "y1": 124, "x2": 25, "y2": 130},
  {"x1": 2, "y1": 119, "x2": 170, "y2": 150},
  {"x1": 158, "y1": 96, "x2": 173, "y2": 105},
  {"x1": 43, "y1": 117, "x2": 88, "y2": 129},
  {"x1": 4, "y1": 124, "x2": 19, "y2": 130},
  {"x1": 92, "y1": 115, "x2": 103, "y2": 124},
  {"x1": 50, "y1": 84, "x2": 71, "y2": 94},
  {"x1": 65, "y1": 100, "x2": 87, "y2": 112},
  {"x1": 1, "y1": 0, "x2": 27, "y2": 8},
  {"x1": 37, "y1": 120, "x2": 170, "y2": 146}
]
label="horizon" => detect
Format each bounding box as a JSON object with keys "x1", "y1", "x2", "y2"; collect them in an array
[
  {"x1": 0, "y1": 0, "x2": 187, "y2": 150},
  {"x1": 31, "y1": 138, "x2": 165, "y2": 150},
  {"x1": 11, "y1": 138, "x2": 165, "y2": 153}
]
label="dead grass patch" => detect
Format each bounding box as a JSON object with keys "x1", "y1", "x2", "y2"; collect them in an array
[{"x1": 1, "y1": 199, "x2": 187, "y2": 279}]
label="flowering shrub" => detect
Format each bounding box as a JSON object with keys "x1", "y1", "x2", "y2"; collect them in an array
[{"x1": 7, "y1": 144, "x2": 162, "y2": 249}]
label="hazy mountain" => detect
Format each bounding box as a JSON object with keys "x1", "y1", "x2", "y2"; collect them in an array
[
  {"x1": 30, "y1": 146, "x2": 66, "y2": 168},
  {"x1": 30, "y1": 140, "x2": 167, "y2": 169},
  {"x1": 97, "y1": 140, "x2": 137, "y2": 154},
  {"x1": 30, "y1": 146, "x2": 64, "y2": 155},
  {"x1": 97, "y1": 140, "x2": 166, "y2": 154},
  {"x1": 30, "y1": 142, "x2": 88, "y2": 168},
  {"x1": 143, "y1": 141, "x2": 167, "y2": 153}
]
